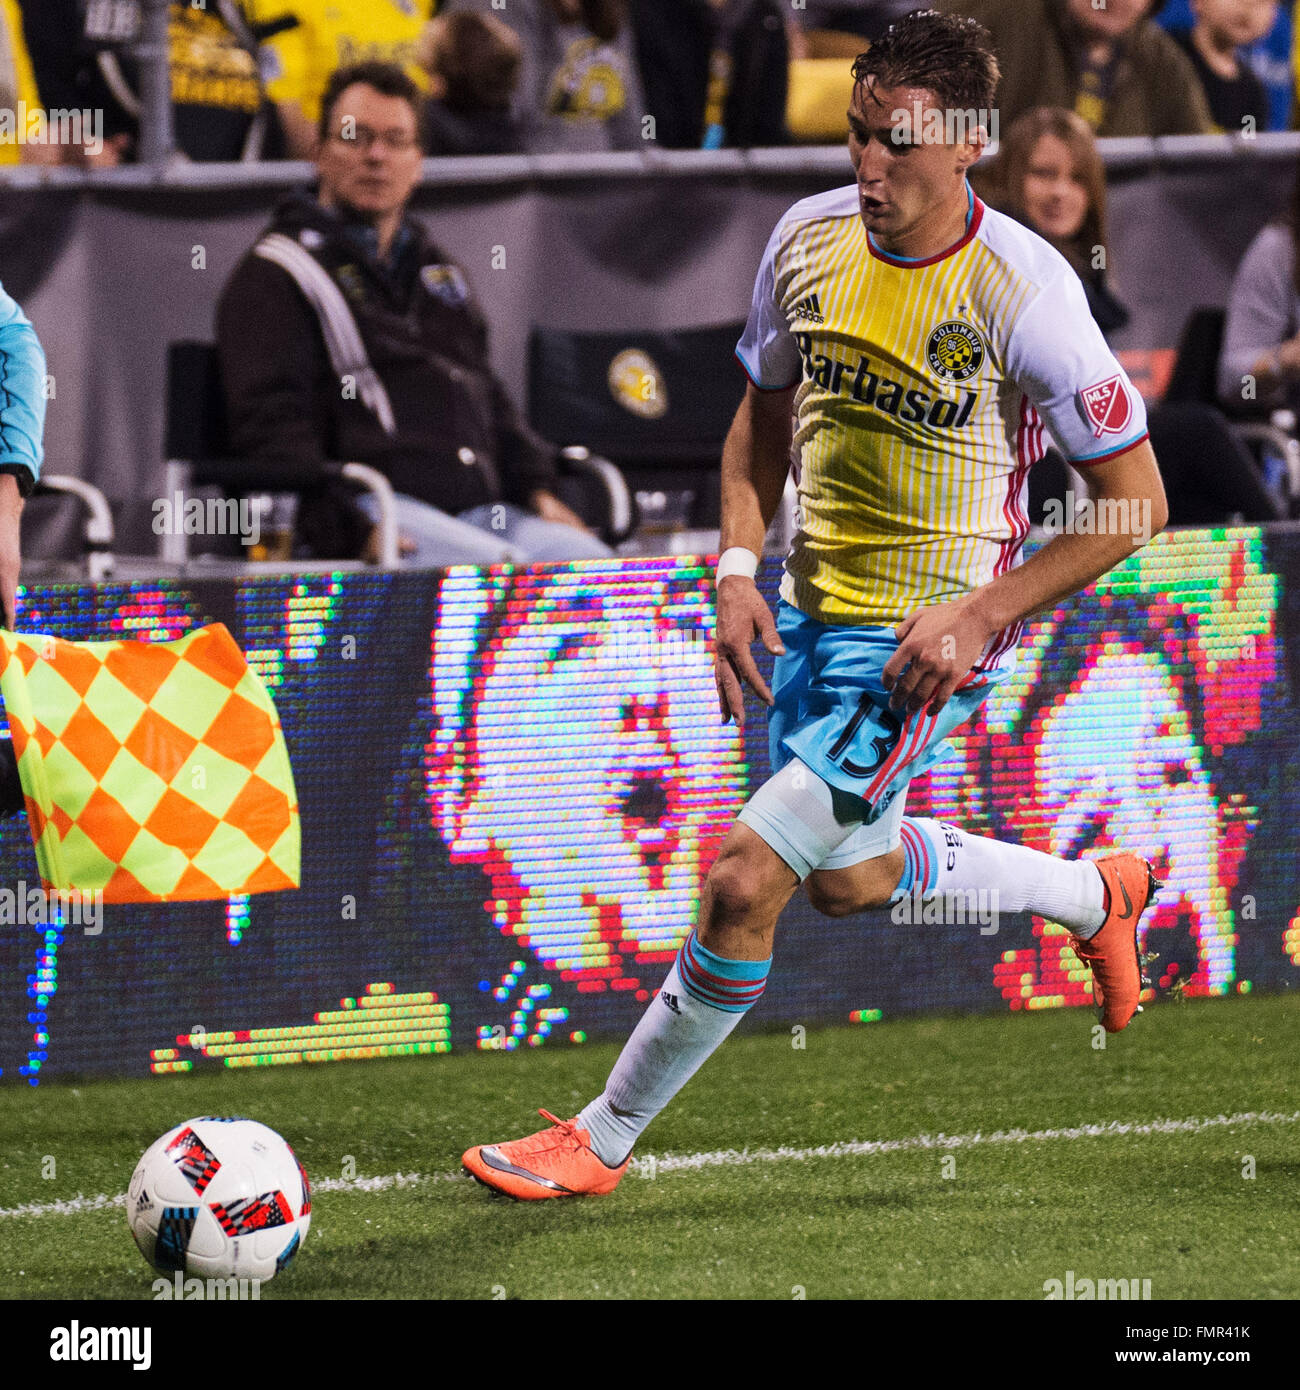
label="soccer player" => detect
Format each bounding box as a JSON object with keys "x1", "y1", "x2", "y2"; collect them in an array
[{"x1": 462, "y1": 11, "x2": 1168, "y2": 1200}]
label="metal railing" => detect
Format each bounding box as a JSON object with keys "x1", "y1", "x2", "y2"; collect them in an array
[
  {"x1": 136, "y1": 0, "x2": 174, "y2": 167},
  {"x1": 21, "y1": 0, "x2": 1300, "y2": 183}
]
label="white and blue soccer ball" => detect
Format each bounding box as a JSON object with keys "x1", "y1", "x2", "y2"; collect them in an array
[{"x1": 127, "y1": 1117, "x2": 311, "y2": 1281}]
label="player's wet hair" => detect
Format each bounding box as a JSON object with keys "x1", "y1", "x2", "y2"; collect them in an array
[{"x1": 851, "y1": 10, "x2": 999, "y2": 124}]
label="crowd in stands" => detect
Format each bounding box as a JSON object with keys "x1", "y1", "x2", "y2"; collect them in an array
[
  {"x1": 980, "y1": 104, "x2": 1285, "y2": 526},
  {"x1": 3, "y1": 3, "x2": 1299, "y2": 551},
  {"x1": 0, "y1": 1, "x2": 1294, "y2": 166}
]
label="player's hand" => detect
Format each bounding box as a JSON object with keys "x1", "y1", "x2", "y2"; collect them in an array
[
  {"x1": 713, "y1": 575, "x2": 784, "y2": 727},
  {"x1": 0, "y1": 474, "x2": 23, "y2": 630},
  {"x1": 882, "y1": 595, "x2": 994, "y2": 719}
]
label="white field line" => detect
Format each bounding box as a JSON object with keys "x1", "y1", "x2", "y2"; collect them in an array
[
  {"x1": 631, "y1": 1109, "x2": 1300, "y2": 1175},
  {"x1": 1, "y1": 1109, "x2": 1294, "y2": 1220}
]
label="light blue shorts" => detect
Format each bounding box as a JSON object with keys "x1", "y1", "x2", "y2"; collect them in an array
[{"x1": 738, "y1": 599, "x2": 1011, "y2": 876}]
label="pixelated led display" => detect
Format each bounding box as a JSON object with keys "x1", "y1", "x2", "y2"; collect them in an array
[
  {"x1": 0, "y1": 532, "x2": 1294, "y2": 1083},
  {"x1": 429, "y1": 559, "x2": 746, "y2": 1003},
  {"x1": 152, "y1": 981, "x2": 451, "y2": 1071}
]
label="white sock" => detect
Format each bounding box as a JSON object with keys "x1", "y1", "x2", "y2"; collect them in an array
[
  {"x1": 899, "y1": 817, "x2": 1107, "y2": 936},
  {"x1": 577, "y1": 932, "x2": 771, "y2": 1166}
]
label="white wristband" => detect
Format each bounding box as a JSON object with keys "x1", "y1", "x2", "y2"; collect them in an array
[{"x1": 715, "y1": 546, "x2": 759, "y2": 584}]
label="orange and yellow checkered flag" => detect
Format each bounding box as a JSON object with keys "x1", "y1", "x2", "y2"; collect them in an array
[{"x1": 0, "y1": 624, "x2": 300, "y2": 902}]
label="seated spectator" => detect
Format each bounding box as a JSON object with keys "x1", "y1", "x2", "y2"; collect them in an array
[
  {"x1": 989, "y1": 106, "x2": 1283, "y2": 524},
  {"x1": 443, "y1": 0, "x2": 644, "y2": 153},
  {"x1": 630, "y1": 0, "x2": 788, "y2": 148},
  {"x1": 216, "y1": 62, "x2": 611, "y2": 565},
  {"x1": 417, "y1": 11, "x2": 525, "y2": 156},
  {"x1": 246, "y1": 0, "x2": 436, "y2": 158},
  {"x1": 1219, "y1": 153, "x2": 1300, "y2": 417},
  {"x1": 944, "y1": 0, "x2": 1215, "y2": 136},
  {"x1": 1167, "y1": 0, "x2": 1276, "y2": 134},
  {"x1": 20, "y1": 0, "x2": 276, "y2": 163}
]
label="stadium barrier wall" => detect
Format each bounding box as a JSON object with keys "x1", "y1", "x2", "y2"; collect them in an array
[
  {"x1": 0, "y1": 527, "x2": 1296, "y2": 1082},
  {"x1": 4, "y1": 136, "x2": 1300, "y2": 558}
]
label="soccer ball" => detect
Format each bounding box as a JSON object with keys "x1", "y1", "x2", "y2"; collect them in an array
[{"x1": 127, "y1": 1116, "x2": 311, "y2": 1282}]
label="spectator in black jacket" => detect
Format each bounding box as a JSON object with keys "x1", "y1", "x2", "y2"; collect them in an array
[{"x1": 216, "y1": 62, "x2": 609, "y2": 563}]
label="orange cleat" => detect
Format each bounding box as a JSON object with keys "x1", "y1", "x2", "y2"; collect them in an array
[
  {"x1": 462, "y1": 1110, "x2": 630, "y2": 1200},
  {"x1": 1072, "y1": 854, "x2": 1161, "y2": 1033}
]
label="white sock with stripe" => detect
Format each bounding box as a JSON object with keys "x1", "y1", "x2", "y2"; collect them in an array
[
  {"x1": 576, "y1": 932, "x2": 771, "y2": 1166},
  {"x1": 898, "y1": 816, "x2": 1107, "y2": 936}
]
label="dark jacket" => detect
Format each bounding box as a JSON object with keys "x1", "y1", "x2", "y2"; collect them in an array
[
  {"x1": 215, "y1": 192, "x2": 560, "y2": 558},
  {"x1": 1168, "y1": 28, "x2": 1270, "y2": 135}
]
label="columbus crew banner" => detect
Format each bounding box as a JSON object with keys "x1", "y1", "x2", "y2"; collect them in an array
[{"x1": 0, "y1": 624, "x2": 299, "y2": 901}]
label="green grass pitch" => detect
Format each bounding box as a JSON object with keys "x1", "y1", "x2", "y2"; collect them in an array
[{"x1": 2, "y1": 994, "x2": 1296, "y2": 1300}]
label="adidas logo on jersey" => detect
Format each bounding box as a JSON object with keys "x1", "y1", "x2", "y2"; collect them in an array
[{"x1": 791, "y1": 294, "x2": 825, "y2": 324}]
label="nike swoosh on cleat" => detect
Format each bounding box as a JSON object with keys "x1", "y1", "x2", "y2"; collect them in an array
[
  {"x1": 1117, "y1": 878, "x2": 1134, "y2": 919},
  {"x1": 476, "y1": 1146, "x2": 575, "y2": 1193},
  {"x1": 608, "y1": 1102, "x2": 638, "y2": 1119}
]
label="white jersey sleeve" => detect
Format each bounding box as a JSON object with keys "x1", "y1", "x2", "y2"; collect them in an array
[
  {"x1": 736, "y1": 218, "x2": 802, "y2": 391},
  {"x1": 1004, "y1": 268, "x2": 1148, "y2": 464}
]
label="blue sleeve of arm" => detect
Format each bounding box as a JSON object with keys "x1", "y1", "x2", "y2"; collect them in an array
[{"x1": 0, "y1": 283, "x2": 46, "y2": 487}]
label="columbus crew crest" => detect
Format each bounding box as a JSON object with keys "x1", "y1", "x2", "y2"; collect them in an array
[
  {"x1": 608, "y1": 348, "x2": 668, "y2": 419},
  {"x1": 926, "y1": 321, "x2": 985, "y2": 382}
]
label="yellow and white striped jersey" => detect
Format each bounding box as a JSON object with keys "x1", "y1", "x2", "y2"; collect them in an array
[{"x1": 736, "y1": 183, "x2": 1148, "y2": 668}]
